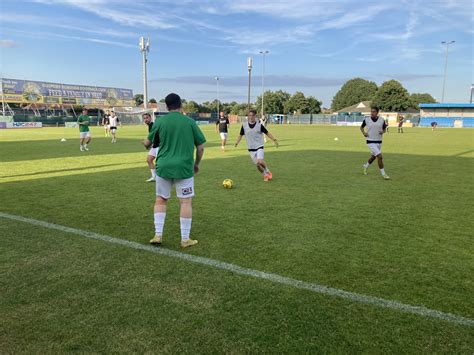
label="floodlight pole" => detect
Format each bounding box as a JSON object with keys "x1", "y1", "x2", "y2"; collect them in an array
[
  {"x1": 441, "y1": 40, "x2": 455, "y2": 103},
  {"x1": 247, "y1": 56, "x2": 253, "y2": 112},
  {"x1": 259, "y1": 50, "x2": 269, "y2": 118},
  {"x1": 215, "y1": 76, "x2": 219, "y2": 120},
  {"x1": 470, "y1": 84, "x2": 473, "y2": 104},
  {"x1": 139, "y1": 36, "x2": 150, "y2": 109}
]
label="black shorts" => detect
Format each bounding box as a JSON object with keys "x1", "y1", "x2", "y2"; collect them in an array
[{"x1": 110, "y1": 126, "x2": 117, "y2": 130}]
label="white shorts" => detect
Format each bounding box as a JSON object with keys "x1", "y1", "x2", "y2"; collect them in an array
[
  {"x1": 104, "y1": 125, "x2": 109, "y2": 129},
  {"x1": 156, "y1": 176, "x2": 195, "y2": 199},
  {"x1": 367, "y1": 143, "x2": 382, "y2": 156},
  {"x1": 219, "y1": 132, "x2": 228, "y2": 140},
  {"x1": 79, "y1": 131, "x2": 90, "y2": 139},
  {"x1": 148, "y1": 147, "x2": 159, "y2": 157},
  {"x1": 249, "y1": 148, "x2": 264, "y2": 164}
]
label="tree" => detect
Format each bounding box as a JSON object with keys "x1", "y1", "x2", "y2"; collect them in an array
[
  {"x1": 285, "y1": 91, "x2": 307, "y2": 114},
  {"x1": 372, "y1": 80, "x2": 411, "y2": 112},
  {"x1": 134, "y1": 94, "x2": 144, "y2": 106},
  {"x1": 331, "y1": 78, "x2": 378, "y2": 111},
  {"x1": 255, "y1": 90, "x2": 291, "y2": 115},
  {"x1": 409, "y1": 93, "x2": 436, "y2": 109},
  {"x1": 306, "y1": 96, "x2": 322, "y2": 114},
  {"x1": 148, "y1": 98, "x2": 157, "y2": 104},
  {"x1": 182, "y1": 100, "x2": 199, "y2": 113}
]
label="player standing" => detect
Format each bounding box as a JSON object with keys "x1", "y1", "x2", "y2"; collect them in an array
[
  {"x1": 234, "y1": 109, "x2": 278, "y2": 182},
  {"x1": 215, "y1": 111, "x2": 229, "y2": 151},
  {"x1": 102, "y1": 110, "x2": 110, "y2": 137},
  {"x1": 398, "y1": 114, "x2": 404, "y2": 133},
  {"x1": 109, "y1": 111, "x2": 121, "y2": 143},
  {"x1": 360, "y1": 107, "x2": 390, "y2": 180},
  {"x1": 77, "y1": 108, "x2": 91, "y2": 151},
  {"x1": 143, "y1": 112, "x2": 159, "y2": 182},
  {"x1": 143, "y1": 93, "x2": 206, "y2": 248}
]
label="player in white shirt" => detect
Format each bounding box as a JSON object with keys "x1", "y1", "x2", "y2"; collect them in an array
[
  {"x1": 360, "y1": 107, "x2": 390, "y2": 180},
  {"x1": 109, "y1": 111, "x2": 121, "y2": 143},
  {"x1": 234, "y1": 109, "x2": 278, "y2": 181}
]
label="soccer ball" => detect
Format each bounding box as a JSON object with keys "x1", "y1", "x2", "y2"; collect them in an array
[
  {"x1": 60, "y1": 138, "x2": 67, "y2": 142},
  {"x1": 334, "y1": 137, "x2": 339, "y2": 141},
  {"x1": 222, "y1": 179, "x2": 233, "y2": 189}
]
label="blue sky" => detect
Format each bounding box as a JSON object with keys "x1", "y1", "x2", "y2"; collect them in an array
[{"x1": 1, "y1": 0, "x2": 472, "y2": 107}]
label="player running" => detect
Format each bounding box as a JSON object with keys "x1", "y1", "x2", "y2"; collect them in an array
[
  {"x1": 77, "y1": 108, "x2": 91, "y2": 151},
  {"x1": 102, "y1": 110, "x2": 110, "y2": 137},
  {"x1": 215, "y1": 111, "x2": 230, "y2": 151},
  {"x1": 143, "y1": 112, "x2": 159, "y2": 182},
  {"x1": 109, "y1": 111, "x2": 121, "y2": 143},
  {"x1": 360, "y1": 107, "x2": 390, "y2": 180},
  {"x1": 143, "y1": 93, "x2": 206, "y2": 248},
  {"x1": 234, "y1": 109, "x2": 278, "y2": 182}
]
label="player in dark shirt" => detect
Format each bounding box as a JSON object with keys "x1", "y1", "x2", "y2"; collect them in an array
[
  {"x1": 102, "y1": 110, "x2": 110, "y2": 137},
  {"x1": 215, "y1": 111, "x2": 230, "y2": 151},
  {"x1": 398, "y1": 114, "x2": 404, "y2": 133},
  {"x1": 143, "y1": 112, "x2": 160, "y2": 182}
]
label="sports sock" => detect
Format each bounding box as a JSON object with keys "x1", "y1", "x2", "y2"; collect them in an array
[
  {"x1": 264, "y1": 167, "x2": 270, "y2": 174},
  {"x1": 180, "y1": 217, "x2": 192, "y2": 242},
  {"x1": 150, "y1": 169, "x2": 156, "y2": 178},
  {"x1": 84, "y1": 144, "x2": 88, "y2": 148},
  {"x1": 364, "y1": 162, "x2": 370, "y2": 168},
  {"x1": 154, "y1": 212, "x2": 166, "y2": 235},
  {"x1": 380, "y1": 168, "x2": 386, "y2": 175}
]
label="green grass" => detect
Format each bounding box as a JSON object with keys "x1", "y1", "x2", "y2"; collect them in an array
[{"x1": 1, "y1": 124, "x2": 473, "y2": 353}]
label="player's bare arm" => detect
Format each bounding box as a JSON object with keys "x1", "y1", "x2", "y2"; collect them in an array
[
  {"x1": 265, "y1": 132, "x2": 279, "y2": 147},
  {"x1": 194, "y1": 143, "x2": 205, "y2": 173},
  {"x1": 234, "y1": 135, "x2": 243, "y2": 147},
  {"x1": 143, "y1": 138, "x2": 152, "y2": 149}
]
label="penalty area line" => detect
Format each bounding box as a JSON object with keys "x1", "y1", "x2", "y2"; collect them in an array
[{"x1": 1, "y1": 211, "x2": 473, "y2": 327}]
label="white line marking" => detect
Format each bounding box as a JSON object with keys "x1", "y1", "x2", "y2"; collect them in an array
[{"x1": 1, "y1": 211, "x2": 473, "y2": 327}]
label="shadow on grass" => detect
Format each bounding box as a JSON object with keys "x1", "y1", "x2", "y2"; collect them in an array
[{"x1": 0, "y1": 138, "x2": 220, "y2": 163}]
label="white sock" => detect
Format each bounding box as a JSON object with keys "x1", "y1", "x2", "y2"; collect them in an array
[
  {"x1": 84, "y1": 144, "x2": 88, "y2": 148},
  {"x1": 150, "y1": 169, "x2": 156, "y2": 178},
  {"x1": 180, "y1": 217, "x2": 192, "y2": 242},
  {"x1": 364, "y1": 162, "x2": 370, "y2": 168},
  {"x1": 380, "y1": 168, "x2": 386, "y2": 175},
  {"x1": 264, "y1": 167, "x2": 270, "y2": 174},
  {"x1": 154, "y1": 212, "x2": 166, "y2": 235}
]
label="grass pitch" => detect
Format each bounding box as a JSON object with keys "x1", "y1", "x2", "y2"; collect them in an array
[{"x1": 1, "y1": 124, "x2": 473, "y2": 353}]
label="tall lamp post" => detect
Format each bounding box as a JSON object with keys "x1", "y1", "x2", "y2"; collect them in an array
[
  {"x1": 139, "y1": 36, "x2": 150, "y2": 109},
  {"x1": 259, "y1": 50, "x2": 269, "y2": 119},
  {"x1": 441, "y1": 40, "x2": 455, "y2": 103},
  {"x1": 247, "y1": 56, "x2": 253, "y2": 113},
  {"x1": 215, "y1": 76, "x2": 220, "y2": 120}
]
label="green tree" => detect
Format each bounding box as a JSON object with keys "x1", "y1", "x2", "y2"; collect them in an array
[
  {"x1": 255, "y1": 90, "x2": 291, "y2": 115},
  {"x1": 306, "y1": 96, "x2": 322, "y2": 114},
  {"x1": 409, "y1": 93, "x2": 437, "y2": 109},
  {"x1": 331, "y1": 78, "x2": 378, "y2": 111},
  {"x1": 372, "y1": 80, "x2": 411, "y2": 112},
  {"x1": 182, "y1": 100, "x2": 199, "y2": 113},
  {"x1": 284, "y1": 91, "x2": 309, "y2": 114},
  {"x1": 134, "y1": 94, "x2": 144, "y2": 106}
]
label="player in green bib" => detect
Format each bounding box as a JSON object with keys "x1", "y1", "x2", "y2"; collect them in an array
[
  {"x1": 143, "y1": 93, "x2": 206, "y2": 248},
  {"x1": 77, "y1": 108, "x2": 92, "y2": 151}
]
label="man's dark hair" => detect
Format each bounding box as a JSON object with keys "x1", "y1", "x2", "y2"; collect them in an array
[
  {"x1": 82, "y1": 108, "x2": 88, "y2": 112},
  {"x1": 165, "y1": 93, "x2": 182, "y2": 110},
  {"x1": 249, "y1": 109, "x2": 257, "y2": 115},
  {"x1": 142, "y1": 112, "x2": 151, "y2": 119},
  {"x1": 371, "y1": 106, "x2": 380, "y2": 112}
]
